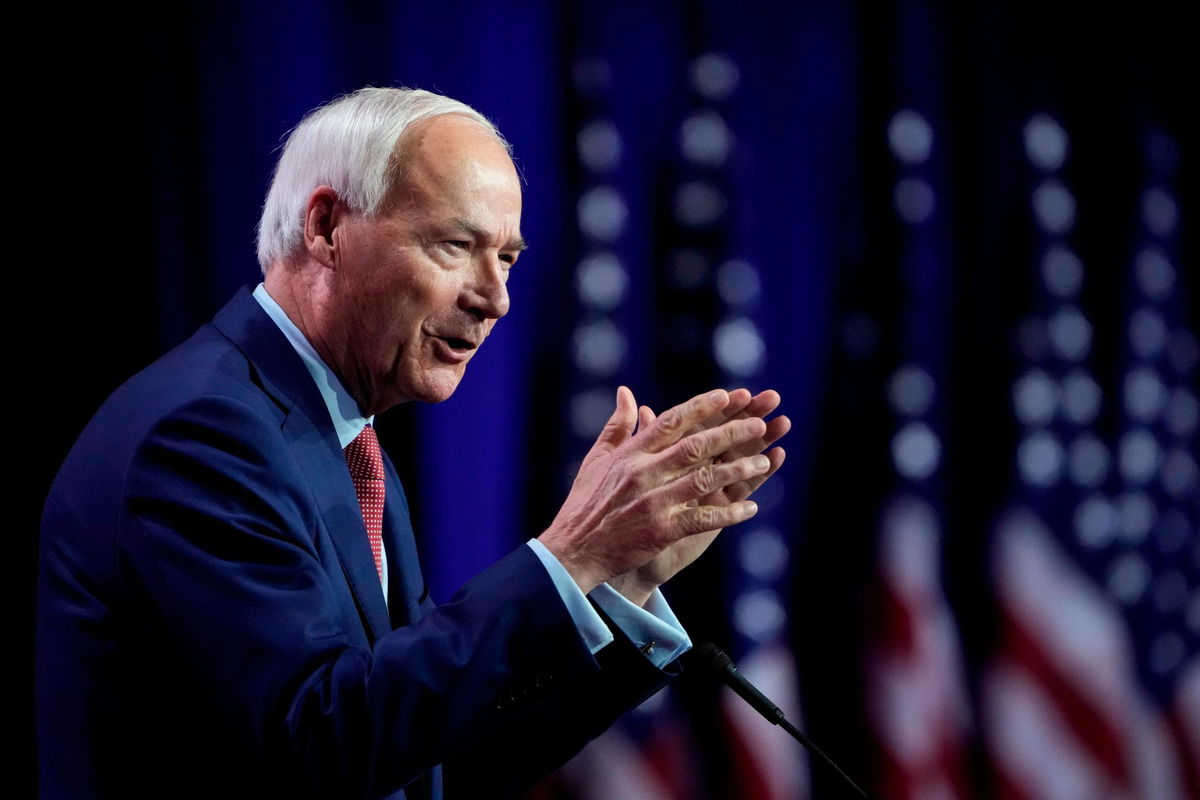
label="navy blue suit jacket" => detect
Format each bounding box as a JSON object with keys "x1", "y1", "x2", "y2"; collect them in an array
[{"x1": 37, "y1": 288, "x2": 671, "y2": 799}]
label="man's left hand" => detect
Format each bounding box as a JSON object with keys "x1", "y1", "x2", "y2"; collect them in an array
[{"x1": 608, "y1": 389, "x2": 790, "y2": 605}]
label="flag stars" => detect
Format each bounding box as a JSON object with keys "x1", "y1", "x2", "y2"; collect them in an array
[
  {"x1": 1012, "y1": 369, "x2": 1058, "y2": 426},
  {"x1": 1117, "y1": 429, "x2": 1161, "y2": 485},
  {"x1": 1074, "y1": 494, "x2": 1118, "y2": 549},
  {"x1": 715, "y1": 260, "x2": 761, "y2": 309},
  {"x1": 1160, "y1": 447, "x2": 1198, "y2": 499},
  {"x1": 689, "y1": 52, "x2": 739, "y2": 100},
  {"x1": 577, "y1": 119, "x2": 623, "y2": 173},
  {"x1": 1067, "y1": 433, "x2": 1109, "y2": 488},
  {"x1": 680, "y1": 110, "x2": 733, "y2": 167},
  {"x1": 1134, "y1": 247, "x2": 1175, "y2": 299},
  {"x1": 573, "y1": 319, "x2": 626, "y2": 377},
  {"x1": 576, "y1": 252, "x2": 628, "y2": 311},
  {"x1": 1115, "y1": 491, "x2": 1155, "y2": 543},
  {"x1": 894, "y1": 177, "x2": 936, "y2": 224},
  {"x1": 733, "y1": 588, "x2": 786, "y2": 643},
  {"x1": 1129, "y1": 308, "x2": 1168, "y2": 360},
  {"x1": 738, "y1": 527, "x2": 788, "y2": 583},
  {"x1": 1032, "y1": 179, "x2": 1077, "y2": 234},
  {"x1": 1023, "y1": 113, "x2": 1069, "y2": 172},
  {"x1": 577, "y1": 186, "x2": 628, "y2": 242},
  {"x1": 1123, "y1": 368, "x2": 1167, "y2": 422},
  {"x1": 569, "y1": 389, "x2": 617, "y2": 439},
  {"x1": 1141, "y1": 186, "x2": 1178, "y2": 237},
  {"x1": 673, "y1": 180, "x2": 726, "y2": 228},
  {"x1": 1047, "y1": 306, "x2": 1092, "y2": 361},
  {"x1": 1018, "y1": 431, "x2": 1064, "y2": 487},
  {"x1": 713, "y1": 317, "x2": 765, "y2": 377},
  {"x1": 1041, "y1": 245, "x2": 1084, "y2": 299},
  {"x1": 1060, "y1": 370, "x2": 1102, "y2": 426},
  {"x1": 1107, "y1": 552, "x2": 1151, "y2": 606},
  {"x1": 892, "y1": 421, "x2": 942, "y2": 481},
  {"x1": 888, "y1": 109, "x2": 934, "y2": 165},
  {"x1": 889, "y1": 365, "x2": 937, "y2": 417}
]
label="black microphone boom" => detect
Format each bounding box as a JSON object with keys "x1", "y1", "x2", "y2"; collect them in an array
[{"x1": 688, "y1": 641, "x2": 873, "y2": 800}]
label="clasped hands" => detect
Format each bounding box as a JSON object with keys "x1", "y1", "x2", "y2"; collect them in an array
[{"x1": 538, "y1": 386, "x2": 790, "y2": 606}]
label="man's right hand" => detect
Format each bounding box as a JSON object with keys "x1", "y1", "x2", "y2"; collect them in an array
[{"x1": 538, "y1": 386, "x2": 772, "y2": 595}]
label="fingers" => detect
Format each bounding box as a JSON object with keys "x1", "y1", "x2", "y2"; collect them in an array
[
  {"x1": 658, "y1": 415, "x2": 767, "y2": 472},
  {"x1": 718, "y1": 413, "x2": 792, "y2": 463},
  {"x1": 685, "y1": 388, "x2": 753, "y2": 438},
  {"x1": 674, "y1": 499, "x2": 759, "y2": 536},
  {"x1": 637, "y1": 405, "x2": 656, "y2": 433},
  {"x1": 742, "y1": 389, "x2": 782, "y2": 420},
  {"x1": 763, "y1": 413, "x2": 792, "y2": 447},
  {"x1": 593, "y1": 386, "x2": 638, "y2": 451},
  {"x1": 713, "y1": 388, "x2": 754, "y2": 422},
  {"x1": 719, "y1": 446, "x2": 786, "y2": 502},
  {"x1": 656, "y1": 452, "x2": 772, "y2": 507},
  {"x1": 639, "y1": 389, "x2": 731, "y2": 451},
  {"x1": 702, "y1": 389, "x2": 777, "y2": 429}
]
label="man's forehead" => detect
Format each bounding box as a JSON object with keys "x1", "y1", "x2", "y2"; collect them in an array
[{"x1": 395, "y1": 115, "x2": 513, "y2": 176}]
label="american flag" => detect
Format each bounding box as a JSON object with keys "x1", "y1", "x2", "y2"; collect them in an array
[
  {"x1": 544, "y1": 51, "x2": 693, "y2": 800},
  {"x1": 863, "y1": 107, "x2": 973, "y2": 800},
  {"x1": 545, "y1": 47, "x2": 809, "y2": 800},
  {"x1": 982, "y1": 116, "x2": 1199, "y2": 800},
  {"x1": 694, "y1": 50, "x2": 811, "y2": 800}
]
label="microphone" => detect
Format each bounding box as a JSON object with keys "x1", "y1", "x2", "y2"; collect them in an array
[{"x1": 688, "y1": 641, "x2": 873, "y2": 800}]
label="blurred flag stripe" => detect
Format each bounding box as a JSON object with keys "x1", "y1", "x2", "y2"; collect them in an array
[
  {"x1": 721, "y1": 645, "x2": 808, "y2": 800},
  {"x1": 868, "y1": 495, "x2": 971, "y2": 800},
  {"x1": 1000, "y1": 614, "x2": 1128, "y2": 778},
  {"x1": 985, "y1": 477, "x2": 1193, "y2": 799}
]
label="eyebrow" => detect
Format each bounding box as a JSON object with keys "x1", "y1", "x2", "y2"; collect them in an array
[{"x1": 451, "y1": 217, "x2": 528, "y2": 252}]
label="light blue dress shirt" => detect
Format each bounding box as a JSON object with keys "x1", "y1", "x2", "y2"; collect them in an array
[{"x1": 252, "y1": 284, "x2": 690, "y2": 667}]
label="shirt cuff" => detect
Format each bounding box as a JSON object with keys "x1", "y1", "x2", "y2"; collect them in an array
[
  {"x1": 526, "y1": 539, "x2": 613, "y2": 654},
  {"x1": 524, "y1": 540, "x2": 692, "y2": 668},
  {"x1": 589, "y1": 583, "x2": 692, "y2": 669}
]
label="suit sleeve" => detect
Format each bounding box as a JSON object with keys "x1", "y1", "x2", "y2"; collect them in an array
[
  {"x1": 117, "y1": 394, "x2": 670, "y2": 798},
  {"x1": 441, "y1": 612, "x2": 678, "y2": 799}
]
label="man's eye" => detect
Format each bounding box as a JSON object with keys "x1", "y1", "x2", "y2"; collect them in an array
[{"x1": 443, "y1": 240, "x2": 470, "y2": 252}]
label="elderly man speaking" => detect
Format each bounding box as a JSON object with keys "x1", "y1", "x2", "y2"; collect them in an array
[{"x1": 37, "y1": 87, "x2": 789, "y2": 799}]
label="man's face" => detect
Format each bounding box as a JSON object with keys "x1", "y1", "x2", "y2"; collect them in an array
[{"x1": 325, "y1": 115, "x2": 524, "y2": 415}]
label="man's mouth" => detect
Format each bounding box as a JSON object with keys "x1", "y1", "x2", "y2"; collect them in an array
[
  {"x1": 430, "y1": 334, "x2": 479, "y2": 364},
  {"x1": 438, "y1": 336, "x2": 477, "y2": 352}
]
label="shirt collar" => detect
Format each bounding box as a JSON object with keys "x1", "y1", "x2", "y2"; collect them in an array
[{"x1": 252, "y1": 283, "x2": 372, "y2": 448}]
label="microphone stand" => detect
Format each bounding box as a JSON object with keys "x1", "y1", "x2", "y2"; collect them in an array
[{"x1": 689, "y1": 641, "x2": 875, "y2": 800}]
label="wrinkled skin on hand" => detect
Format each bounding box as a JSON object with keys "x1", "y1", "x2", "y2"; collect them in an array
[{"x1": 538, "y1": 387, "x2": 790, "y2": 605}]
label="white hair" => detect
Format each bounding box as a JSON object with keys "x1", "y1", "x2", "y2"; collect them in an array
[{"x1": 255, "y1": 86, "x2": 508, "y2": 272}]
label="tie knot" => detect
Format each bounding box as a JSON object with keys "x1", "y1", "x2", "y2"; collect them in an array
[{"x1": 344, "y1": 425, "x2": 384, "y2": 481}]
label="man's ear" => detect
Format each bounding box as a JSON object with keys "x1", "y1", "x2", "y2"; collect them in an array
[{"x1": 303, "y1": 186, "x2": 346, "y2": 269}]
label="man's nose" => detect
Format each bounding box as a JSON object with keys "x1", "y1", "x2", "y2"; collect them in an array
[{"x1": 461, "y1": 256, "x2": 510, "y2": 321}]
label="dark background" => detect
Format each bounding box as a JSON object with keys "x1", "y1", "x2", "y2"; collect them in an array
[{"x1": 22, "y1": 2, "x2": 1195, "y2": 797}]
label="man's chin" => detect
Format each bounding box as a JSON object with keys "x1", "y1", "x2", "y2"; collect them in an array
[{"x1": 412, "y1": 368, "x2": 464, "y2": 404}]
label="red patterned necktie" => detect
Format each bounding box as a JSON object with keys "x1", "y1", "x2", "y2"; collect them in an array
[{"x1": 344, "y1": 425, "x2": 385, "y2": 583}]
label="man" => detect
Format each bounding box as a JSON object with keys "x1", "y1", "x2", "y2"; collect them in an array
[{"x1": 37, "y1": 87, "x2": 788, "y2": 798}]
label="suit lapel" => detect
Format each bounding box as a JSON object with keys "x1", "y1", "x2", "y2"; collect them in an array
[
  {"x1": 211, "y1": 288, "x2": 392, "y2": 641},
  {"x1": 379, "y1": 451, "x2": 427, "y2": 626}
]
